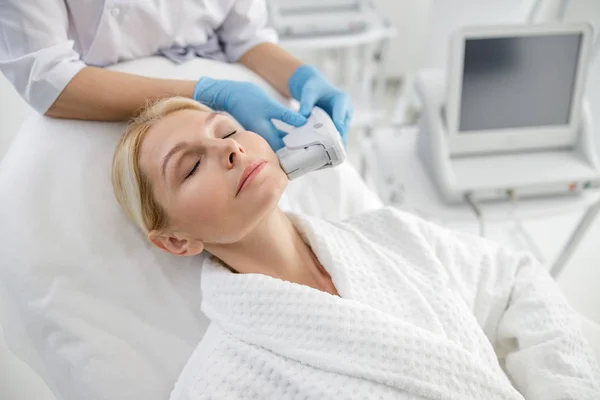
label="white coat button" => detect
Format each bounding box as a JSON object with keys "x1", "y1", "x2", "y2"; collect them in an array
[{"x1": 111, "y1": 7, "x2": 121, "y2": 17}]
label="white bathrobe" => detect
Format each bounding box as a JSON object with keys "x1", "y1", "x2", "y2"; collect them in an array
[{"x1": 170, "y1": 207, "x2": 600, "y2": 400}]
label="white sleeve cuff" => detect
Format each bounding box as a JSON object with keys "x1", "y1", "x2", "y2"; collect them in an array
[
  {"x1": 0, "y1": 41, "x2": 86, "y2": 114},
  {"x1": 223, "y1": 28, "x2": 279, "y2": 62}
]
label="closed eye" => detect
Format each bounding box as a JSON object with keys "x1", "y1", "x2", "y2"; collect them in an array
[
  {"x1": 182, "y1": 130, "x2": 236, "y2": 181},
  {"x1": 184, "y1": 160, "x2": 200, "y2": 180}
]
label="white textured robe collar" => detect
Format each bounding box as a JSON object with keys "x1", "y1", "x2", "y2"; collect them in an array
[{"x1": 200, "y1": 213, "x2": 522, "y2": 400}]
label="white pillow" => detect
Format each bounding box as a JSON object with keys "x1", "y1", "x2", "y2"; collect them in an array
[{"x1": 0, "y1": 57, "x2": 382, "y2": 400}]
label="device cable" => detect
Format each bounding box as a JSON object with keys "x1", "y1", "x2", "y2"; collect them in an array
[
  {"x1": 507, "y1": 190, "x2": 546, "y2": 262},
  {"x1": 464, "y1": 193, "x2": 485, "y2": 237}
]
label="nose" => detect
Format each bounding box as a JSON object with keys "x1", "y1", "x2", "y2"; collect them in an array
[{"x1": 216, "y1": 138, "x2": 244, "y2": 169}]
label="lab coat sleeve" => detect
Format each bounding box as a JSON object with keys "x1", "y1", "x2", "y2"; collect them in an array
[
  {"x1": 0, "y1": 0, "x2": 86, "y2": 113},
  {"x1": 414, "y1": 214, "x2": 600, "y2": 399},
  {"x1": 217, "y1": 0, "x2": 279, "y2": 62}
]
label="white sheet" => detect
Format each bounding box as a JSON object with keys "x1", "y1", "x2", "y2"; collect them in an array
[
  {"x1": 0, "y1": 57, "x2": 382, "y2": 400},
  {"x1": 172, "y1": 207, "x2": 600, "y2": 400}
]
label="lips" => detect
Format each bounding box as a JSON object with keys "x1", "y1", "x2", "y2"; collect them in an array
[{"x1": 237, "y1": 159, "x2": 267, "y2": 196}]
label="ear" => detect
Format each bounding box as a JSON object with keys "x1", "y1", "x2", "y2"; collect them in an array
[{"x1": 148, "y1": 230, "x2": 204, "y2": 256}]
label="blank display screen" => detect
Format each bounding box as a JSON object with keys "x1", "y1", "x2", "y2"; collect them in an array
[{"x1": 459, "y1": 33, "x2": 582, "y2": 132}]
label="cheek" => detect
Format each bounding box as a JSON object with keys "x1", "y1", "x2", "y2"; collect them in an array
[
  {"x1": 242, "y1": 135, "x2": 288, "y2": 188},
  {"x1": 168, "y1": 177, "x2": 232, "y2": 237},
  {"x1": 242, "y1": 132, "x2": 277, "y2": 158},
  {"x1": 248, "y1": 163, "x2": 289, "y2": 217}
]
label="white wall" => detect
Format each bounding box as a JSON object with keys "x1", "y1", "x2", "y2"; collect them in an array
[
  {"x1": 371, "y1": 0, "x2": 431, "y2": 78},
  {"x1": 566, "y1": 0, "x2": 600, "y2": 152},
  {"x1": 421, "y1": 0, "x2": 535, "y2": 70},
  {"x1": 380, "y1": 0, "x2": 600, "y2": 76}
]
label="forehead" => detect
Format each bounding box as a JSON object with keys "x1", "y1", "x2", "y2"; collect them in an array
[
  {"x1": 147, "y1": 108, "x2": 208, "y2": 145},
  {"x1": 142, "y1": 108, "x2": 208, "y2": 156},
  {"x1": 139, "y1": 109, "x2": 209, "y2": 176}
]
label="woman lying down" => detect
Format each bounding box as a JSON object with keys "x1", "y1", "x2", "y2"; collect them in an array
[{"x1": 112, "y1": 97, "x2": 600, "y2": 400}]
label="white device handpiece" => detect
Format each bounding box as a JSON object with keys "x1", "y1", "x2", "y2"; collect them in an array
[{"x1": 276, "y1": 107, "x2": 346, "y2": 180}]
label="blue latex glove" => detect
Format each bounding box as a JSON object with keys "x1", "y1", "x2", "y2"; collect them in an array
[
  {"x1": 194, "y1": 78, "x2": 307, "y2": 150},
  {"x1": 288, "y1": 64, "x2": 353, "y2": 144}
]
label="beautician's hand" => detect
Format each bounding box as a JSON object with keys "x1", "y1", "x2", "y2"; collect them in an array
[
  {"x1": 194, "y1": 78, "x2": 307, "y2": 150},
  {"x1": 288, "y1": 64, "x2": 353, "y2": 145}
]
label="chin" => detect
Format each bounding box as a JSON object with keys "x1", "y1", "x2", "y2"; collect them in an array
[
  {"x1": 231, "y1": 167, "x2": 285, "y2": 227},
  {"x1": 254, "y1": 170, "x2": 288, "y2": 211},
  {"x1": 225, "y1": 182, "x2": 284, "y2": 243}
]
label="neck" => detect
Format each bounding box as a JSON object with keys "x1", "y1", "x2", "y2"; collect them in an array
[{"x1": 206, "y1": 208, "x2": 336, "y2": 294}]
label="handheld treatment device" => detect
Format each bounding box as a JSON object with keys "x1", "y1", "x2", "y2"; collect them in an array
[{"x1": 276, "y1": 107, "x2": 346, "y2": 180}]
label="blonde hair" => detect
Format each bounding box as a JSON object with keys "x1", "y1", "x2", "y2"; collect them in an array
[{"x1": 112, "y1": 97, "x2": 213, "y2": 234}]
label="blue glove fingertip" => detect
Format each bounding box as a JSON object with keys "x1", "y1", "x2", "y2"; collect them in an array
[
  {"x1": 299, "y1": 103, "x2": 312, "y2": 118},
  {"x1": 332, "y1": 115, "x2": 345, "y2": 131},
  {"x1": 332, "y1": 120, "x2": 348, "y2": 148},
  {"x1": 343, "y1": 114, "x2": 353, "y2": 133},
  {"x1": 298, "y1": 86, "x2": 320, "y2": 118},
  {"x1": 264, "y1": 124, "x2": 287, "y2": 151},
  {"x1": 282, "y1": 110, "x2": 307, "y2": 128},
  {"x1": 271, "y1": 136, "x2": 285, "y2": 151},
  {"x1": 288, "y1": 64, "x2": 320, "y2": 100}
]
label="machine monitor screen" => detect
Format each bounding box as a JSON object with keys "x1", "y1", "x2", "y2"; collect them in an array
[{"x1": 459, "y1": 33, "x2": 582, "y2": 132}]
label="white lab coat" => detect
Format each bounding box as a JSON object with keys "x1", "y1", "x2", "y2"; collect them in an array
[{"x1": 0, "y1": 0, "x2": 277, "y2": 113}]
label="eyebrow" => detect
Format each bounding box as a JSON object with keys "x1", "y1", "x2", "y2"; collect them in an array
[
  {"x1": 205, "y1": 111, "x2": 219, "y2": 125},
  {"x1": 161, "y1": 142, "x2": 188, "y2": 181},
  {"x1": 160, "y1": 111, "x2": 221, "y2": 181}
]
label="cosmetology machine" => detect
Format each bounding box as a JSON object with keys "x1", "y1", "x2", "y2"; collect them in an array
[
  {"x1": 266, "y1": 0, "x2": 380, "y2": 38},
  {"x1": 417, "y1": 23, "x2": 600, "y2": 205},
  {"x1": 276, "y1": 107, "x2": 346, "y2": 180}
]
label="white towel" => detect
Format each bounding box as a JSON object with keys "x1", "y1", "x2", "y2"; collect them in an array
[{"x1": 170, "y1": 207, "x2": 600, "y2": 399}]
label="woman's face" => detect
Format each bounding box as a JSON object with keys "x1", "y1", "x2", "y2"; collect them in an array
[{"x1": 139, "y1": 109, "x2": 288, "y2": 255}]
